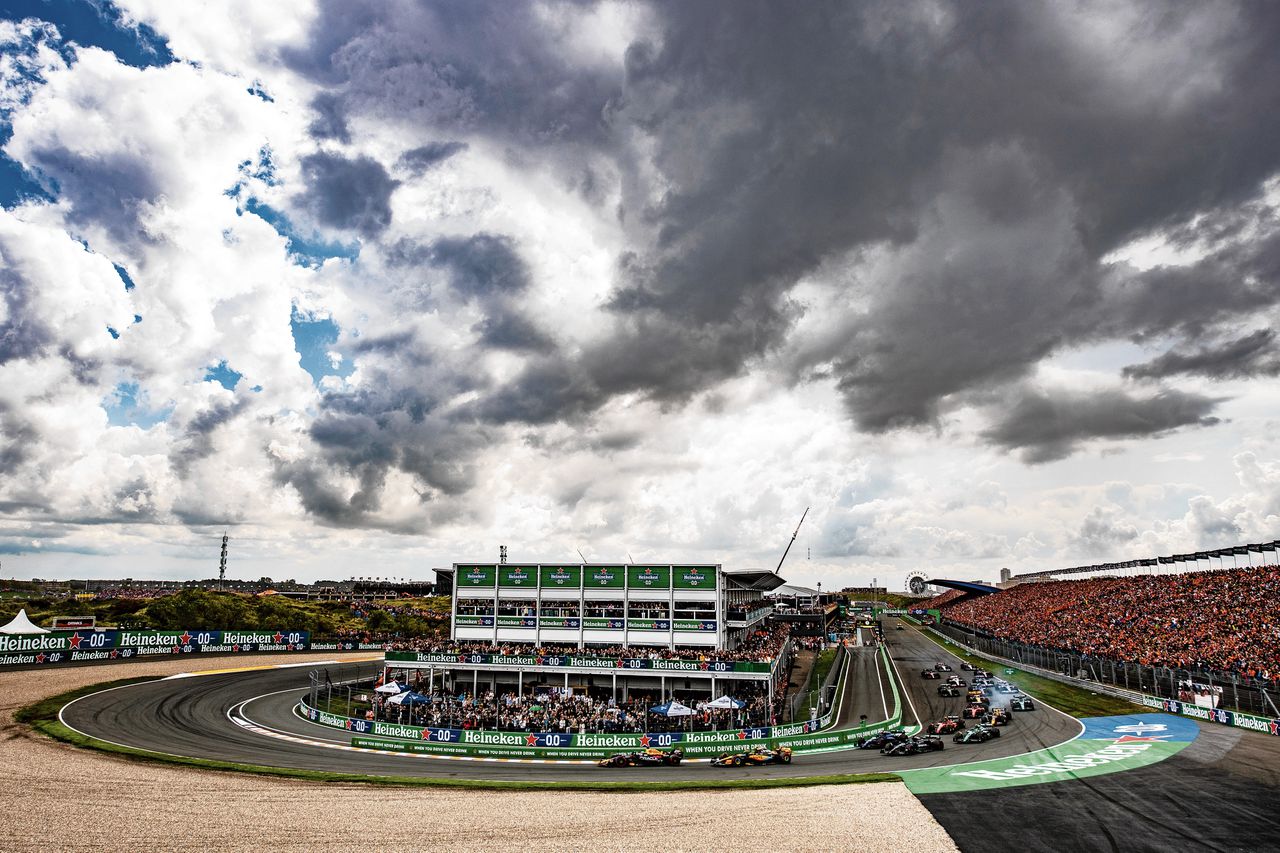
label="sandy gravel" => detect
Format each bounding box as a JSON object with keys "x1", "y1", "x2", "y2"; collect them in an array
[{"x1": 0, "y1": 655, "x2": 958, "y2": 853}]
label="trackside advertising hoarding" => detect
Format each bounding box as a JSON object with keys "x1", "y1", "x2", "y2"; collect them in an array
[
  {"x1": 627, "y1": 565, "x2": 670, "y2": 589},
  {"x1": 0, "y1": 629, "x2": 313, "y2": 667},
  {"x1": 385, "y1": 650, "x2": 772, "y2": 673},
  {"x1": 672, "y1": 566, "x2": 716, "y2": 589},
  {"x1": 320, "y1": 645, "x2": 908, "y2": 761},
  {"x1": 1141, "y1": 695, "x2": 1280, "y2": 737}
]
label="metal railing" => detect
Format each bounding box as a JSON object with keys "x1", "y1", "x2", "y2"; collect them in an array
[{"x1": 936, "y1": 621, "x2": 1280, "y2": 718}]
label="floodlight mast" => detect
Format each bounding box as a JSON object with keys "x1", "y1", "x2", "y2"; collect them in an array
[{"x1": 776, "y1": 507, "x2": 810, "y2": 573}]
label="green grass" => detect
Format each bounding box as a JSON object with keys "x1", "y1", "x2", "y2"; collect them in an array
[
  {"x1": 911, "y1": 625, "x2": 1138, "y2": 718},
  {"x1": 20, "y1": 680, "x2": 902, "y2": 791}
]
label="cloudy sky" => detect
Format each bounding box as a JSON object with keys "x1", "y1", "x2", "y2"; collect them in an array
[{"x1": 1, "y1": 0, "x2": 1278, "y2": 588}]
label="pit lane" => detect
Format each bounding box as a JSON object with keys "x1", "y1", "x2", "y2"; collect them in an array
[{"x1": 59, "y1": 626, "x2": 1084, "y2": 782}]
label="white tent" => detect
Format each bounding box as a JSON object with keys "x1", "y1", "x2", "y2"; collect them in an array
[
  {"x1": 0, "y1": 609, "x2": 49, "y2": 635},
  {"x1": 706, "y1": 695, "x2": 746, "y2": 710},
  {"x1": 374, "y1": 681, "x2": 407, "y2": 694}
]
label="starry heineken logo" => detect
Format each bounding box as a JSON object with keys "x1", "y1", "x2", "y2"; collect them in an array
[
  {"x1": 525, "y1": 734, "x2": 538, "y2": 746},
  {"x1": 67, "y1": 633, "x2": 84, "y2": 649},
  {"x1": 639, "y1": 735, "x2": 652, "y2": 747}
]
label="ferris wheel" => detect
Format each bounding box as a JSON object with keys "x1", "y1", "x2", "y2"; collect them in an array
[{"x1": 906, "y1": 571, "x2": 931, "y2": 595}]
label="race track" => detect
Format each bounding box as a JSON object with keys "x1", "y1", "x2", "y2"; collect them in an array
[{"x1": 60, "y1": 626, "x2": 1083, "y2": 781}]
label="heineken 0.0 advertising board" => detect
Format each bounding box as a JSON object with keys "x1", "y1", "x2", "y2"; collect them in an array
[
  {"x1": 673, "y1": 565, "x2": 716, "y2": 589},
  {"x1": 539, "y1": 565, "x2": 581, "y2": 589},
  {"x1": 585, "y1": 565, "x2": 625, "y2": 588},
  {"x1": 498, "y1": 565, "x2": 537, "y2": 587},
  {"x1": 628, "y1": 565, "x2": 670, "y2": 589},
  {"x1": 457, "y1": 565, "x2": 497, "y2": 587}
]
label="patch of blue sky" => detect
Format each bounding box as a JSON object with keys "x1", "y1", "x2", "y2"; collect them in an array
[
  {"x1": 243, "y1": 197, "x2": 358, "y2": 267},
  {"x1": 203, "y1": 360, "x2": 242, "y2": 391},
  {"x1": 0, "y1": 151, "x2": 55, "y2": 207},
  {"x1": 113, "y1": 262, "x2": 136, "y2": 291},
  {"x1": 2, "y1": 0, "x2": 174, "y2": 70},
  {"x1": 103, "y1": 381, "x2": 172, "y2": 428},
  {"x1": 291, "y1": 309, "x2": 354, "y2": 384}
]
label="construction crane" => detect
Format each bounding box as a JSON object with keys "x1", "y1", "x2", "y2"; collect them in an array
[{"x1": 776, "y1": 507, "x2": 809, "y2": 572}]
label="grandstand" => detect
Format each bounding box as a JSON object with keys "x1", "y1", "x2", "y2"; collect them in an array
[{"x1": 917, "y1": 547, "x2": 1280, "y2": 716}]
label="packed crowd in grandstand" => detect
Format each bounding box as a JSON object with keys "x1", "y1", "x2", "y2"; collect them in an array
[
  {"x1": 389, "y1": 623, "x2": 792, "y2": 663},
  {"x1": 372, "y1": 681, "x2": 784, "y2": 732},
  {"x1": 934, "y1": 565, "x2": 1280, "y2": 684}
]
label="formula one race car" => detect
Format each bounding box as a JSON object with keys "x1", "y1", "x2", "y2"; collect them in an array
[
  {"x1": 921, "y1": 669, "x2": 941, "y2": 679},
  {"x1": 927, "y1": 715, "x2": 965, "y2": 735},
  {"x1": 883, "y1": 735, "x2": 945, "y2": 756},
  {"x1": 596, "y1": 747, "x2": 684, "y2": 768},
  {"x1": 954, "y1": 725, "x2": 1002, "y2": 744},
  {"x1": 961, "y1": 703, "x2": 988, "y2": 719},
  {"x1": 854, "y1": 729, "x2": 908, "y2": 750},
  {"x1": 1010, "y1": 695, "x2": 1036, "y2": 711},
  {"x1": 937, "y1": 684, "x2": 963, "y2": 697},
  {"x1": 934, "y1": 663, "x2": 954, "y2": 672},
  {"x1": 981, "y1": 708, "x2": 1012, "y2": 727},
  {"x1": 959, "y1": 662, "x2": 976, "y2": 671},
  {"x1": 711, "y1": 746, "x2": 793, "y2": 767}
]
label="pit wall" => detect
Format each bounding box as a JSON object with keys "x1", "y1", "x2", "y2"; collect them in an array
[{"x1": 296, "y1": 645, "x2": 912, "y2": 760}]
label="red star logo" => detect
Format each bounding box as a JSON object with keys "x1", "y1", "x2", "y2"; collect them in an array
[
  {"x1": 273, "y1": 632, "x2": 284, "y2": 643},
  {"x1": 736, "y1": 731, "x2": 747, "y2": 739},
  {"x1": 421, "y1": 729, "x2": 432, "y2": 740},
  {"x1": 700, "y1": 662, "x2": 710, "y2": 670},
  {"x1": 345, "y1": 720, "x2": 353, "y2": 730},
  {"x1": 232, "y1": 645, "x2": 240, "y2": 652},
  {"x1": 287, "y1": 644, "x2": 295, "y2": 650},
  {"x1": 179, "y1": 632, "x2": 192, "y2": 645},
  {"x1": 1113, "y1": 735, "x2": 1167, "y2": 743},
  {"x1": 536, "y1": 657, "x2": 545, "y2": 665},
  {"x1": 526, "y1": 734, "x2": 538, "y2": 746},
  {"x1": 457, "y1": 654, "x2": 467, "y2": 663},
  {"x1": 639, "y1": 735, "x2": 652, "y2": 747},
  {"x1": 616, "y1": 659, "x2": 625, "y2": 668},
  {"x1": 1270, "y1": 721, "x2": 1279, "y2": 736},
  {"x1": 67, "y1": 633, "x2": 83, "y2": 649},
  {"x1": 34, "y1": 653, "x2": 46, "y2": 664},
  {"x1": 171, "y1": 646, "x2": 180, "y2": 653},
  {"x1": 110, "y1": 649, "x2": 119, "y2": 658}
]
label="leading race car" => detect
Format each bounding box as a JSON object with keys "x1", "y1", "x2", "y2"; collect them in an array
[
  {"x1": 921, "y1": 669, "x2": 941, "y2": 679},
  {"x1": 953, "y1": 724, "x2": 1002, "y2": 744},
  {"x1": 711, "y1": 746, "x2": 793, "y2": 767},
  {"x1": 927, "y1": 715, "x2": 965, "y2": 735},
  {"x1": 981, "y1": 708, "x2": 1012, "y2": 727},
  {"x1": 1010, "y1": 695, "x2": 1036, "y2": 711},
  {"x1": 934, "y1": 663, "x2": 954, "y2": 672},
  {"x1": 883, "y1": 735, "x2": 945, "y2": 756},
  {"x1": 855, "y1": 729, "x2": 908, "y2": 750},
  {"x1": 597, "y1": 748, "x2": 685, "y2": 767}
]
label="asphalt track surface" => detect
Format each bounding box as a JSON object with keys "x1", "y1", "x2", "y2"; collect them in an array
[{"x1": 60, "y1": 627, "x2": 1082, "y2": 782}]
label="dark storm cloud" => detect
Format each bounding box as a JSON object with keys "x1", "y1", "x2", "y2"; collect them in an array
[
  {"x1": 18, "y1": 147, "x2": 162, "y2": 247},
  {"x1": 169, "y1": 397, "x2": 250, "y2": 476},
  {"x1": 397, "y1": 141, "x2": 468, "y2": 175},
  {"x1": 296, "y1": 152, "x2": 399, "y2": 237},
  {"x1": 472, "y1": 311, "x2": 555, "y2": 353},
  {"x1": 1124, "y1": 330, "x2": 1280, "y2": 381},
  {"x1": 308, "y1": 92, "x2": 352, "y2": 143},
  {"x1": 284, "y1": 0, "x2": 622, "y2": 146},
  {"x1": 981, "y1": 385, "x2": 1223, "y2": 464},
  {"x1": 279, "y1": 0, "x2": 1280, "y2": 483},
  {"x1": 428, "y1": 233, "x2": 531, "y2": 298}
]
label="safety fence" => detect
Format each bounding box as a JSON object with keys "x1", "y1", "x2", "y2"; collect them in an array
[
  {"x1": 921, "y1": 622, "x2": 1280, "y2": 738},
  {"x1": 935, "y1": 621, "x2": 1280, "y2": 718},
  {"x1": 296, "y1": 645, "x2": 909, "y2": 760},
  {"x1": 0, "y1": 628, "x2": 384, "y2": 668}
]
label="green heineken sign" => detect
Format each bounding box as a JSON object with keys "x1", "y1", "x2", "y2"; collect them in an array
[
  {"x1": 627, "y1": 565, "x2": 670, "y2": 588},
  {"x1": 673, "y1": 565, "x2": 715, "y2": 589},
  {"x1": 499, "y1": 565, "x2": 537, "y2": 587},
  {"x1": 457, "y1": 565, "x2": 496, "y2": 587},
  {"x1": 586, "y1": 565, "x2": 625, "y2": 588},
  {"x1": 539, "y1": 565, "x2": 581, "y2": 588}
]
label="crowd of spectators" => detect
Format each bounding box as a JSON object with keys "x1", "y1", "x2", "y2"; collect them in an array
[
  {"x1": 373, "y1": 680, "x2": 784, "y2": 732},
  {"x1": 389, "y1": 623, "x2": 792, "y2": 664},
  {"x1": 941, "y1": 565, "x2": 1280, "y2": 685}
]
